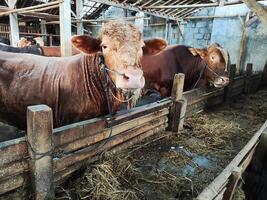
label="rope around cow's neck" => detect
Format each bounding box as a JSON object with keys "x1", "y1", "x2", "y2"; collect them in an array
[
  {"x1": 99, "y1": 54, "x2": 136, "y2": 104},
  {"x1": 192, "y1": 61, "x2": 224, "y2": 89}
]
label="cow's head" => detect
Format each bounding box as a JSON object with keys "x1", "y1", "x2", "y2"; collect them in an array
[
  {"x1": 71, "y1": 21, "x2": 167, "y2": 104},
  {"x1": 17, "y1": 37, "x2": 36, "y2": 47},
  {"x1": 189, "y1": 43, "x2": 230, "y2": 88}
]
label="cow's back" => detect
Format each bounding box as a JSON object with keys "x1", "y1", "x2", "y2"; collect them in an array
[
  {"x1": 0, "y1": 44, "x2": 42, "y2": 55},
  {"x1": 0, "y1": 51, "x2": 86, "y2": 128},
  {"x1": 142, "y1": 45, "x2": 198, "y2": 96}
]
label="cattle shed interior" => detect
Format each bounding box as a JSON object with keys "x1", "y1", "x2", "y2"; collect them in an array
[{"x1": 0, "y1": 0, "x2": 267, "y2": 200}]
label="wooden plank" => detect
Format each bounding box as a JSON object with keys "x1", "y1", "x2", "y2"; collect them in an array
[
  {"x1": 90, "y1": 0, "x2": 178, "y2": 20},
  {"x1": 262, "y1": 61, "x2": 267, "y2": 85},
  {"x1": 54, "y1": 116, "x2": 168, "y2": 172},
  {"x1": 171, "y1": 73, "x2": 185, "y2": 101},
  {"x1": 0, "y1": 173, "x2": 27, "y2": 195},
  {"x1": 197, "y1": 120, "x2": 267, "y2": 200},
  {"x1": 56, "y1": 108, "x2": 169, "y2": 153},
  {"x1": 54, "y1": 123, "x2": 167, "y2": 184},
  {"x1": 0, "y1": 160, "x2": 28, "y2": 181},
  {"x1": 222, "y1": 167, "x2": 242, "y2": 200},
  {"x1": 169, "y1": 73, "x2": 186, "y2": 132},
  {"x1": 59, "y1": 0, "x2": 72, "y2": 56},
  {"x1": 0, "y1": 137, "x2": 28, "y2": 166},
  {"x1": 224, "y1": 64, "x2": 237, "y2": 101},
  {"x1": 242, "y1": 0, "x2": 267, "y2": 26},
  {"x1": 168, "y1": 100, "x2": 187, "y2": 132},
  {"x1": 187, "y1": 88, "x2": 224, "y2": 106},
  {"x1": 53, "y1": 98, "x2": 172, "y2": 147},
  {"x1": 27, "y1": 105, "x2": 54, "y2": 199},
  {"x1": 110, "y1": 124, "x2": 168, "y2": 154}
]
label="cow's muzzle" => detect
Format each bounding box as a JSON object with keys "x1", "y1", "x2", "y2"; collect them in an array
[
  {"x1": 213, "y1": 76, "x2": 229, "y2": 88},
  {"x1": 115, "y1": 67, "x2": 145, "y2": 89}
]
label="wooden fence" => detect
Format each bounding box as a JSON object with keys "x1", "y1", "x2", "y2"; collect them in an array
[
  {"x1": 0, "y1": 24, "x2": 60, "y2": 46},
  {"x1": 0, "y1": 63, "x2": 265, "y2": 199}
]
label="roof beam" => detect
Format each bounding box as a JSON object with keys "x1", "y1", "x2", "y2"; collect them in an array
[
  {"x1": 242, "y1": 0, "x2": 267, "y2": 26},
  {"x1": 91, "y1": 0, "x2": 178, "y2": 20},
  {"x1": 144, "y1": 0, "x2": 246, "y2": 9}
]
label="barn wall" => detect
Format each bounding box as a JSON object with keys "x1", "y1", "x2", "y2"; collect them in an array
[
  {"x1": 182, "y1": 3, "x2": 267, "y2": 72},
  {"x1": 88, "y1": 7, "x2": 180, "y2": 45},
  {"x1": 182, "y1": 8, "x2": 215, "y2": 48}
]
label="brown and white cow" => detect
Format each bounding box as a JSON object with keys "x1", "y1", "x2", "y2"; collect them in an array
[
  {"x1": 142, "y1": 43, "x2": 230, "y2": 97},
  {"x1": 0, "y1": 21, "x2": 167, "y2": 129}
]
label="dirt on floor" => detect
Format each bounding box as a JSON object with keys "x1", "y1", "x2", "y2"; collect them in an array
[{"x1": 54, "y1": 88, "x2": 267, "y2": 200}]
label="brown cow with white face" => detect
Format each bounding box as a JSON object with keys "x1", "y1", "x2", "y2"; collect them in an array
[{"x1": 0, "y1": 21, "x2": 167, "y2": 129}]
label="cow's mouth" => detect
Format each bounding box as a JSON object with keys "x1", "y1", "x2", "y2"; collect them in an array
[
  {"x1": 118, "y1": 88, "x2": 141, "y2": 109},
  {"x1": 213, "y1": 76, "x2": 229, "y2": 88}
]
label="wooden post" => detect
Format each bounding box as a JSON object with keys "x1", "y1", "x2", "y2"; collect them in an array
[
  {"x1": 237, "y1": 13, "x2": 249, "y2": 75},
  {"x1": 168, "y1": 73, "x2": 187, "y2": 132},
  {"x1": 242, "y1": 0, "x2": 267, "y2": 26},
  {"x1": 76, "y1": 0, "x2": 84, "y2": 35},
  {"x1": 244, "y1": 63, "x2": 253, "y2": 94},
  {"x1": 262, "y1": 60, "x2": 267, "y2": 86},
  {"x1": 135, "y1": 12, "x2": 144, "y2": 33},
  {"x1": 40, "y1": 20, "x2": 47, "y2": 45},
  {"x1": 8, "y1": 0, "x2": 19, "y2": 46},
  {"x1": 222, "y1": 167, "x2": 242, "y2": 200},
  {"x1": 59, "y1": 0, "x2": 72, "y2": 56},
  {"x1": 224, "y1": 64, "x2": 236, "y2": 101},
  {"x1": 49, "y1": 35, "x2": 53, "y2": 46},
  {"x1": 27, "y1": 105, "x2": 54, "y2": 199}
]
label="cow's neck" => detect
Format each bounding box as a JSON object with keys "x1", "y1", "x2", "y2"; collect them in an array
[{"x1": 82, "y1": 54, "x2": 122, "y2": 114}]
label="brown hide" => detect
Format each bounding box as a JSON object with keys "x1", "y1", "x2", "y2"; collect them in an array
[
  {"x1": 0, "y1": 51, "x2": 122, "y2": 129},
  {"x1": 41, "y1": 46, "x2": 80, "y2": 57},
  {"x1": 142, "y1": 45, "x2": 203, "y2": 96},
  {"x1": 142, "y1": 44, "x2": 228, "y2": 97}
]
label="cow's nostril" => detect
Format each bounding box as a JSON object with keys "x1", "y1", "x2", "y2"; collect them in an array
[{"x1": 123, "y1": 74, "x2": 130, "y2": 80}]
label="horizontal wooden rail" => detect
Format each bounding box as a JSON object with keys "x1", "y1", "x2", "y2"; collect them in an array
[
  {"x1": 56, "y1": 108, "x2": 169, "y2": 154},
  {"x1": 197, "y1": 120, "x2": 267, "y2": 200},
  {"x1": 0, "y1": 137, "x2": 27, "y2": 166},
  {"x1": 53, "y1": 98, "x2": 172, "y2": 147},
  {"x1": 54, "y1": 116, "x2": 168, "y2": 172}
]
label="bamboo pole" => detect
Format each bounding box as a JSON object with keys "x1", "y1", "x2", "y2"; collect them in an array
[{"x1": 27, "y1": 105, "x2": 54, "y2": 199}]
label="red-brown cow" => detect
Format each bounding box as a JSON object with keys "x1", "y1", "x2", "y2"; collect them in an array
[
  {"x1": 142, "y1": 43, "x2": 230, "y2": 97},
  {"x1": 0, "y1": 21, "x2": 167, "y2": 129}
]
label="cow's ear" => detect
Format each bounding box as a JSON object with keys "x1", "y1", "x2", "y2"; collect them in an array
[
  {"x1": 71, "y1": 35, "x2": 101, "y2": 54},
  {"x1": 143, "y1": 38, "x2": 167, "y2": 55},
  {"x1": 188, "y1": 47, "x2": 207, "y2": 59}
]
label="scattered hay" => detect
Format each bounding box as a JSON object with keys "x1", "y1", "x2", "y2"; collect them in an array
[
  {"x1": 56, "y1": 153, "x2": 143, "y2": 200},
  {"x1": 54, "y1": 88, "x2": 267, "y2": 200}
]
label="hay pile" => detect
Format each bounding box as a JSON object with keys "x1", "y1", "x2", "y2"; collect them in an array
[{"x1": 54, "y1": 89, "x2": 267, "y2": 200}]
